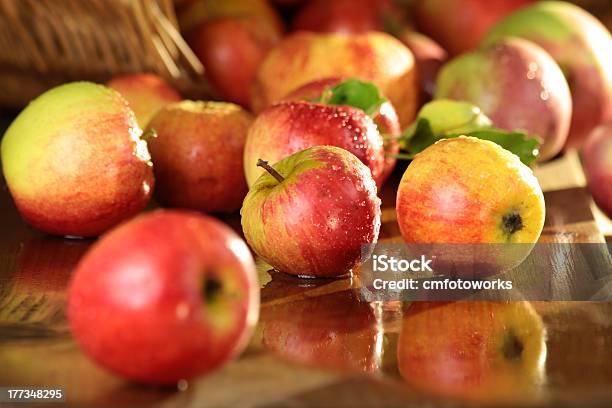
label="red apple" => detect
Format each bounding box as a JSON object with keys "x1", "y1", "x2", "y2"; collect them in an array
[
  {"x1": 178, "y1": 0, "x2": 284, "y2": 36},
  {"x1": 293, "y1": 0, "x2": 401, "y2": 34},
  {"x1": 484, "y1": 1, "x2": 612, "y2": 149},
  {"x1": 68, "y1": 210, "x2": 259, "y2": 385},
  {"x1": 436, "y1": 38, "x2": 572, "y2": 161},
  {"x1": 582, "y1": 122, "x2": 612, "y2": 217},
  {"x1": 241, "y1": 146, "x2": 381, "y2": 278},
  {"x1": 397, "y1": 301, "x2": 546, "y2": 403},
  {"x1": 261, "y1": 288, "x2": 382, "y2": 373},
  {"x1": 244, "y1": 101, "x2": 385, "y2": 187},
  {"x1": 107, "y1": 73, "x2": 182, "y2": 128},
  {"x1": 398, "y1": 30, "x2": 448, "y2": 104},
  {"x1": 146, "y1": 101, "x2": 253, "y2": 213},
  {"x1": 411, "y1": 0, "x2": 533, "y2": 55},
  {"x1": 282, "y1": 77, "x2": 401, "y2": 185},
  {"x1": 0, "y1": 82, "x2": 154, "y2": 238},
  {"x1": 188, "y1": 17, "x2": 280, "y2": 107}
]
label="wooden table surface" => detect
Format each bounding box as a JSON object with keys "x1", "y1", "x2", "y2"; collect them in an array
[{"x1": 1, "y1": 147, "x2": 611, "y2": 408}]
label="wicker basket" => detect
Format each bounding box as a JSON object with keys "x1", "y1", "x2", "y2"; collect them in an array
[{"x1": 0, "y1": 0, "x2": 212, "y2": 108}]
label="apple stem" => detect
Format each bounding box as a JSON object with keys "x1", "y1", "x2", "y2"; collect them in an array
[
  {"x1": 142, "y1": 129, "x2": 157, "y2": 141},
  {"x1": 257, "y1": 159, "x2": 285, "y2": 183}
]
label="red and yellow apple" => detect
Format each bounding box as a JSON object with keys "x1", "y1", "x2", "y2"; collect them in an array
[
  {"x1": 106, "y1": 73, "x2": 182, "y2": 128},
  {"x1": 0, "y1": 82, "x2": 154, "y2": 237},
  {"x1": 261, "y1": 289, "x2": 382, "y2": 373},
  {"x1": 251, "y1": 31, "x2": 418, "y2": 127},
  {"x1": 188, "y1": 17, "x2": 280, "y2": 107},
  {"x1": 411, "y1": 0, "x2": 533, "y2": 55},
  {"x1": 241, "y1": 146, "x2": 381, "y2": 278},
  {"x1": 282, "y1": 77, "x2": 401, "y2": 185},
  {"x1": 146, "y1": 101, "x2": 253, "y2": 213},
  {"x1": 436, "y1": 37, "x2": 572, "y2": 161},
  {"x1": 68, "y1": 210, "x2": 259, "y2": 385},
  {"x1": 396, "y1": 136, "x2": 545, "y2": 244},
  {"x1": 398, "y1": 301, "x2": 546, "y2": 403},
  {"x1": 244, "y1": 101, "x2": 385, "y2": 187},
  {"x1": 582, "y1": 122, "x2": 612, "y2": 217},
  {"x1": 484, "y1": 1, "x2": 612, "y2": 149}
]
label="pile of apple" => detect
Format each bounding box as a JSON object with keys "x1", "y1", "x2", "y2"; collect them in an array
[{"x1": 1, "y1": 0, "x2": 611, "y2": 388}]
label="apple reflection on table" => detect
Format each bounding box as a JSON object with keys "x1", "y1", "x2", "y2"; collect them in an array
[
  {"x1": 397, "y1": 301, "x2": 547, "y2": 404},
  {"x1": 260, "y1": 279, "x2": 384, "y2": 374},
  {"x1": 1, "y1": 236, "x2": 90, "y2": 330}
]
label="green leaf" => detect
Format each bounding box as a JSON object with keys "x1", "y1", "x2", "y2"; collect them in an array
[
  {"x1": 320, "y1": 79, "x2": 387, "y2": 117},
  {"x1": 397, "y1": 99, "x2": 541, "y2": 165}
]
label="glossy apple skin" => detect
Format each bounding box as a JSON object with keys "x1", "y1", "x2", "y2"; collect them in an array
[
  {"x1": 261, "y1": 288, "x2": 382, "y2": 373},
  {"x1": 399, "y1": 31, "x2": 448, "y2": 104},
  {"x1": 107, "y1": 74, "x2": 182, "y2": 128},
  {"x1": 396, "y1": 137, "x2": 545, "y2": 244},
  {"x1": 241, "y1": 146, "x2": 381, "y2": 278},
  {"x1": 436, "y1": 38, "x2": 572, "y2": 161},
  {"x1": 485, "y1": 2, "x2": 612, "y2": 149},
  {"x1": 582, "y1": 123, "x2": 612, "y2": 217},
  {"x1": 282, "y1": 77, "x2": 401, "y2": 185},
  {"x1": 252, "y1": 31, "x2": 418, "y2": 127},
  {"x1": 293, "y1": 0, "x2": 394, "y2": 34},
  {"x1": 189, "y1": 17, "x2": 280, "y2": 108},
  {"x1": 244, "y1": 101, "x2": 385, "y2": 187},
  {"x1": 146, "y1": 101, "x2": 252, "y2": 213},
  {"x1": 411, "y1": 0, "x2": 533, "y2": 55},
  {"x1": 68, "y1": 210, "x2": 259, "y2": 385},
  {"x1": 398, "y1": 301, "x2": 546, "y2": 403},
  {"x1": 1, "y1": 82, "x2": 154, "y2": 238}
]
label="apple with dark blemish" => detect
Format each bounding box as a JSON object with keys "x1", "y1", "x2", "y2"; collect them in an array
[
  {"x1": 398, "y1": 301, "x2": 546, "y2": 404},
  {"x1": 396, "y1": 136, "x2": 545, "y2": 244},
  {"x1": 146, "y1": 101, "x2": 253, "y2": 213},
  {"x1": 582, "y1": 122, "x2": 612, "y2": 218},
  {"x1": 241, "y1": 146, "x2": 381, "y2": 278},
  {"x1": 484, "y1": 1, "x2": 612, "y2": 149},
  {"x1": 282, "y1": 77, "x2": 401, "y2": 185},
  {"x1": 411, "y1": 0, "x2": 533, "y2": 55},
  {"x1": 68, "y1": 210, "x2": 259, "y2": 385},
  {"x1": 251, "y1": 31, "x2": 418, "y2": 127},
  {"x1": 244, "y1": 101, "x2": 386, "y2": 187},
  {"x1": 107, "y1": 73, "x2": 182, "y2": 128},
  {"x1": 0, "y1": 82, "x2": 154, "y2": 238},
  {"x1": 436, "y1": 37, "x2": 572, "y2": 161}
]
